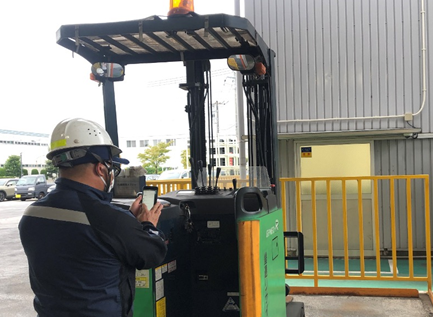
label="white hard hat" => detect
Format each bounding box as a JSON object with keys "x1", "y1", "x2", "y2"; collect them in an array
[{"x1": 46, "y1": 118, "x2": 125, "y2": 166}]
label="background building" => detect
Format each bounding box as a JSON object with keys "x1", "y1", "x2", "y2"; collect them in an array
[
  {"x1": 0, "y1": 130, "x2": 49, "y2": 174},
  {"x1": 119, "y1": 133, "x2": 241, "y2": 175}
]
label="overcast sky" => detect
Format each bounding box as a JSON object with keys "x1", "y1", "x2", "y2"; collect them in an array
[{"x1": 0, "y1": 0, "x2": 238, "y2": 138}]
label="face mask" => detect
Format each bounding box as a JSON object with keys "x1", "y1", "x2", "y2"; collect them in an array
[{"x1": 99, "y1": 169, "x2": 115, "y2": 193}]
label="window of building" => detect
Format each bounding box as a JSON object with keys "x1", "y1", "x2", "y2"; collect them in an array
[
  {"x1": 139, "y1": 140, "x2": 148, "y2": 147},
  {"x1": 166, "y1": 139, "x2": 176, "y2": 146},
  {"x1": 219, "y1": 147, "x2": 225, "y2": 154},
  {"x1": 127, "y1": 140, "x2": 136, "y2": 148},
  {"x1": 220, "y1": 158, "x2": 226, "y2": 166},
  {"x1": 229, "y1": 147, "x2": 234, "y2": 154}
]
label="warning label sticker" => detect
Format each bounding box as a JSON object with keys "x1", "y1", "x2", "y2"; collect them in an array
[
  {"x1": 135, "y1": 270, "x2": 149, "y2": 288},
  {"x1": 161, "y1": 263, "x2": 168, "y2": 274},
  {"x1": 155, "y1": 279, "x2": 164, "y2": 301},
  {"x1": 156, "y1": 297, "x2": 166, "y2": 317},
  {"x1": 168, "y1": 260, "x2": 177, "y2": 273},
  {"x1": 222, "y1": 297, "x2": 240, "y2": 312},
  {"x1": 301, "y1": 146, "x2": 312, "y2": 158},
  {"x1": 155, "y1": 266, "x2": 162, "y2": 281}
]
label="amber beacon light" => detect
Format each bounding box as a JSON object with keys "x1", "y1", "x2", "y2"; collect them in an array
[{"x1": 168, "y1": 0, "x2": 195, "y2": 16}]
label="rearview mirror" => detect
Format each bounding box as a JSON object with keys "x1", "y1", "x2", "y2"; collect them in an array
[
  {"x1": 227, "y1": 55, "x2": 255, "y2": 72},
  {"x1": 91, "y1": 62, "x2": 124, "y2": 81}
]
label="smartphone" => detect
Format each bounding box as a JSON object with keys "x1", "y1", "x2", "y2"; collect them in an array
[{"x1": 141, "y1": 186, "x2": 158, "y2": 208}]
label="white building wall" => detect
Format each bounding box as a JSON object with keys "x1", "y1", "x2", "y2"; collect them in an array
[{"x1": 0, "y1": 130, "x2": 49, "y2": 173}]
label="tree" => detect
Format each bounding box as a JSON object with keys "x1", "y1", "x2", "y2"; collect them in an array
[
  {"x1": 23, "y1": 169, "x2": 29, "y2": 176},
  {"x1": 0, "y1": 168, "x2": 5, "y2": 177},
  {"x1": 4, "y1": 155, "x2": 21, "y2": 177},
  {"x1": 31, "y1": 169, "x2": 39, "y2": 175},
  {"x1": 45, "y1": 160, "x2": 59, "y2": 179},
  {"x1": 137, "y1": 141, "x2": 172, "y2": 175},
  {"x1": 180, "y1": 148, "x2": 190, "y2": 169}
]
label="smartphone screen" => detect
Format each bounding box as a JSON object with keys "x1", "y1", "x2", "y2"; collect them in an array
[{"x1": 142, "y1": 186, "x2": 157, "y2": 208}]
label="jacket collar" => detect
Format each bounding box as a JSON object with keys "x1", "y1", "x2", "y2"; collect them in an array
[{"x1": 55, "y1": 177, "x2": 113, "y2": 202}]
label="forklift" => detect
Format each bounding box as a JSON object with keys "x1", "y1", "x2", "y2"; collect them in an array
[{"x1": 56, "y1": 1, "x2": 305, "y2": 316}]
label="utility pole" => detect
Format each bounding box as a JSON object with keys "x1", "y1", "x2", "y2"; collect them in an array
[
  {"x1": 235, "y1": 0, "x2": 247, "y2": 180},
  {"x1": 20, "y1": 152, "x2": 23, "y2": 177}
]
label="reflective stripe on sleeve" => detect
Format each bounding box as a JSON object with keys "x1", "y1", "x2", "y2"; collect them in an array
[{"x1": 23, "y1": 205, "x2": 90, "y2": 225}]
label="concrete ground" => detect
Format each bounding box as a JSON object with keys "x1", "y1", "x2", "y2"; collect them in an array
[
  {"x1": 2, "y1": 200, "x2": 433, "y2": 317},
  {"x1": 290, "y1": 293, "x2": 433, "y2": 317}
]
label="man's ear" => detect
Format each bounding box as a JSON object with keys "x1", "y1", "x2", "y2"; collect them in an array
[{"x1": 94, "y1": 162, "x2": 105, "y2": 177}]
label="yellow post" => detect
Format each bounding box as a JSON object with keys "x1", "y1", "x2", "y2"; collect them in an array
[
  {"x1": 373, "y1": 179, "x2": 381, "y2": 278},
  {"x1": 281, "y1": 181, "x2": 287, "y2": 231},
  {"x1": 390, "y1": 179, "x2": 398, "y2": 278},
  {"x1": 357, "y1": 179, "x2": 365, "y2": 277},
  {"x1": 424, "y1": 177, "x2": 432, "y2": 292},
  {"x1": 406, "y1": 178, "x2": 414, "y2": 279},
  {"x1": 342, "y1": 180, "x2": 349, "y2": 277},
  {"x1": 311, "y1": 181, "x2": 318, "y2": 287},
  {"x1": 326, "y1": 180, "x2": 334, "y2": 277},
  {"x1": 296, "y1": 180, "x2": 302, "y2": 231}
]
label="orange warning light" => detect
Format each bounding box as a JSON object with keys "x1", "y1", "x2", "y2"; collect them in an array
[{"x1": 168, "y1": 0, "x2": 194, "y2": 16}]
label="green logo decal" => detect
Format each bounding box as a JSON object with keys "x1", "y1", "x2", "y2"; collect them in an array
[{"x1": 266, "y1": 219, "x2": 279, "y2": 238}]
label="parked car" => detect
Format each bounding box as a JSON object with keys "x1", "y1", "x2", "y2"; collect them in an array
[
  {"x1": 15, "y1": 175, "x2": 54, "y2": 201},
  {"x1": 0, "y1": 178, "x2": 19, "y2": 202},
  {"x1": 158, "y1": 169, "x2": 191, "y2": 180},
  {"x1": 145, "y1": 174, "x2": 160, "y2": 181}
]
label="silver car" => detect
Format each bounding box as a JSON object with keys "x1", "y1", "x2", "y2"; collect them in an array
[{"x1": 0, "y1": 178, "x2": 19, "y2": 201}]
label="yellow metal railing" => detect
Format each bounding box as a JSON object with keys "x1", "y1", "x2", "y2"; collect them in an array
[
  {"x1": 281, "y1": 175, "x2": 432, "y2": 298},
  {"x1": 146, "y1": 179, "x2": 191, "y2": 195},
  {"x1": 147, "y1": 176, "x2": 245, "y2": 195}
]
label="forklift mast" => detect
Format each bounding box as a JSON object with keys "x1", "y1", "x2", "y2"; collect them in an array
[{"x1": 56, "y1": 13, "x2": 279, "y2": 197}]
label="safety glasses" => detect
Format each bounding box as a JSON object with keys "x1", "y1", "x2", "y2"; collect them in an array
[{"x1": 103, "y1": 161, "x2": 122, "y2": 178}]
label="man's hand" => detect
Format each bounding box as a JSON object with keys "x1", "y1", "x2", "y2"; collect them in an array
[{"x1": 129, "y1": 195, "x2": 163, "y2": 227}]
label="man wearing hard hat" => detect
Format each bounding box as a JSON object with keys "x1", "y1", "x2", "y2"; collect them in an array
[{"x1": 19, "y1": 118, "x2": 167, "y2": 317}]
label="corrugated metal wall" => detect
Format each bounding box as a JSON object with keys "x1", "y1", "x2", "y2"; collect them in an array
[
  {"x1": 245, "y1": 0, "x2": 433, "y2": 250},
  {"x1": 245, "y1": 0, "x2": 432, "y2": 135}
]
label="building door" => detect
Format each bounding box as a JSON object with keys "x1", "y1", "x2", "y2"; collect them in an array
[{"x1": 295, "y1": 142, "x2": 374, "y2": 257}]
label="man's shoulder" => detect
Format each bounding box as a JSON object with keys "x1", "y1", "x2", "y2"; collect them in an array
[{"x1": 77, "y1": 192, "x2": 134, "y2": 220}]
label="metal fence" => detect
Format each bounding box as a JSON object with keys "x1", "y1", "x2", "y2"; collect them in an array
[
  {"x1": 281, "y1": 175, "x2": 432, "y2": 298},
  {"x1": 147, "y1": 176, "x2": 243, "y2": 195}
]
